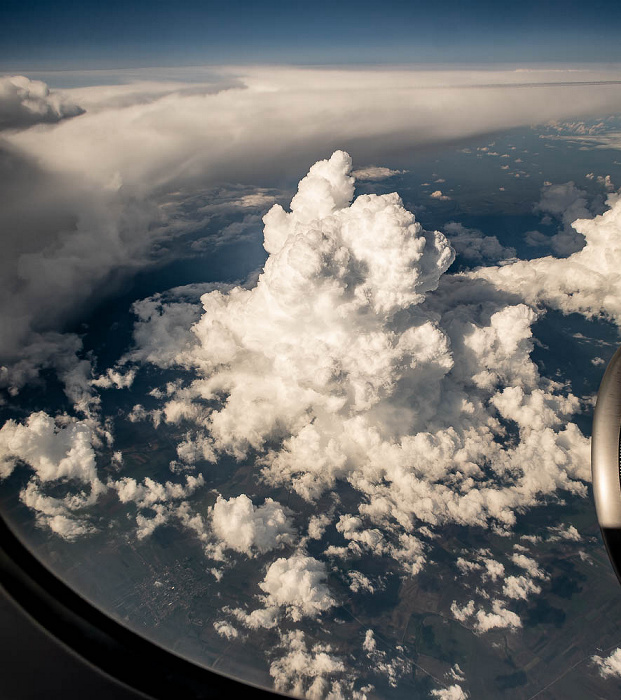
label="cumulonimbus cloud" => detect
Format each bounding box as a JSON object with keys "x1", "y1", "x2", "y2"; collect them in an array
[{"x1": 143, "y1": 151, "x2": 590, "y2": 575}]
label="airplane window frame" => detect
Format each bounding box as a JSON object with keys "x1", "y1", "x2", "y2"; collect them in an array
[{"x1": 0, "y1": 515, "x2": 281, "y2": 700}]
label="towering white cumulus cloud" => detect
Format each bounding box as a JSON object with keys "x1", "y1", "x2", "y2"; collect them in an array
[
  {"x1": 168, "y1": 152, "x2": 454, "y2": 492},
  {"x1": 159, "y1": 152, "x2": 589, "y2": 558},
  {"x1": 0, "y1": 75, "x2": 84, "y2": 131},
  {"x1": 128, "y1": 152, "x2": 594, "y2": 687}
]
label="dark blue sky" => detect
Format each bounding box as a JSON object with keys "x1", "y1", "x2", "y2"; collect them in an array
[{"x1": 1, "y1": 0, "x2": 621, "y2": 70}]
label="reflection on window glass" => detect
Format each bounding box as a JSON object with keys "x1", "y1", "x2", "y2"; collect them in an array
[{"x1": 2, "y1": 58, "x2": 621, "y2": 700}]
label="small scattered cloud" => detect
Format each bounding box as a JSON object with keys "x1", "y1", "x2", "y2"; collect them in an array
[
  {"x1": 430, "y1": 685, "x2": 469, "y2": 700},
  {"x1": 502, "y1": 575, "x2": 542, "y2": 600},
  {"x1": 443, "y1": 222, "x2": 515, "y2": 262},
  {"x1": 269, "y1": 630, "x2": 349, "y2": 699},
  {"x1": 593, "y1": 648, "x2": 621, "y2": 679},
  {"x1": 213, "y1": 620, "x2": 239, "y2": 640},
  {"x1": 547, "y1": 523, "x2": 582, "y2": 542},
  {"x1": 362, "y1": 629, "x2": 412, "y2": 688},
  {"x1": 352, "y1": 165, "x2": 406, "y2": 181}
]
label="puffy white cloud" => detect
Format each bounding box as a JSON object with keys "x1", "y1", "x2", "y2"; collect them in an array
[
  {"x1": 165, "y1": 151, "x2": 454, "y2": 478},
  {"x1": 0, "y1": 411, "x2": 107, "y2": 537},
  {"x1": 472, "y1": 601, "x2": 522, "y2": 633},
  {"x1": 430, "y1": 190, "x2": 451, "y2": 201},
  {"x1": 592, "y1": 647, "x2": 621, "y2": 679},
  {"x1": 111, "y1": 474, "x2": 204, "y2": 507},
  {"x1": 90, "y1": 367, "x2": 137, "y2": 390},
  {"x1": 209, "y1": 494, "x2": 294, "y2": 556},
  {"x1": 447, "y1": 664, "x2": 465, "y2": 682},
  {"x1": 0, "y1": 411, "x2": 97, "y2": 483},
  {"x1": 307, "y1": 513, "x2": 331, "y2": 540},
  {"x1": 510, "y1": 553, "x2": 548, "y2": 579},
  {"x1": 482, "y1": 559, "x2": 505, "y2": 582},
  {"x1": 107, "y1": 474, "x2": 205, "y2": 539},
  {"x1": 126, "y1": 284, "x2": 228, "y2": 370},
  {"x1": 363, "y1": 629, "x2": 376, "y2": 653},
  {"x1": 530, "y1": 181, "x2": 602, "y2": 256},
  {"x1": 452, "y1": 546, "x2": 550, "y2": 626},
  {"x1": 547, "y1": 524, "x2": 581, "y2": 542},
  {"x1": 258, "y1": 555, "x2": 335, "y2": 621},
  {"x1": 502, "y1": 575, "x2": 541, "y2": 601},
  {"x1": 127, "y1": 404, "x2": 162, "y2": 427},
  {"x1": 229, "y1": 605, "x2": 279, "y2": 630},
  {"x1": 348, "y1": 571, "x2": 375, "y2": 593},
  {"x1": 336, "y1": 515, "x2": 387, "y2": 554},
  {"x1": 0, "y1": 75, "x2": 84, "y2": 130},
  {"x1": 135, "y1": 504, "x2": 169, "y2": 539},
  {"x1": 456, "y1": 557, "x2": 481, "y2": 574},
  {"x1": 451, "y1": 600, "x2": 476, "y2": 623},
  {"x1": 19, "y1": 479, "x2": 97, "y2": 540},
  {"x1": 213, "y1": 620, "x2": 239, "y2": 640}
]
